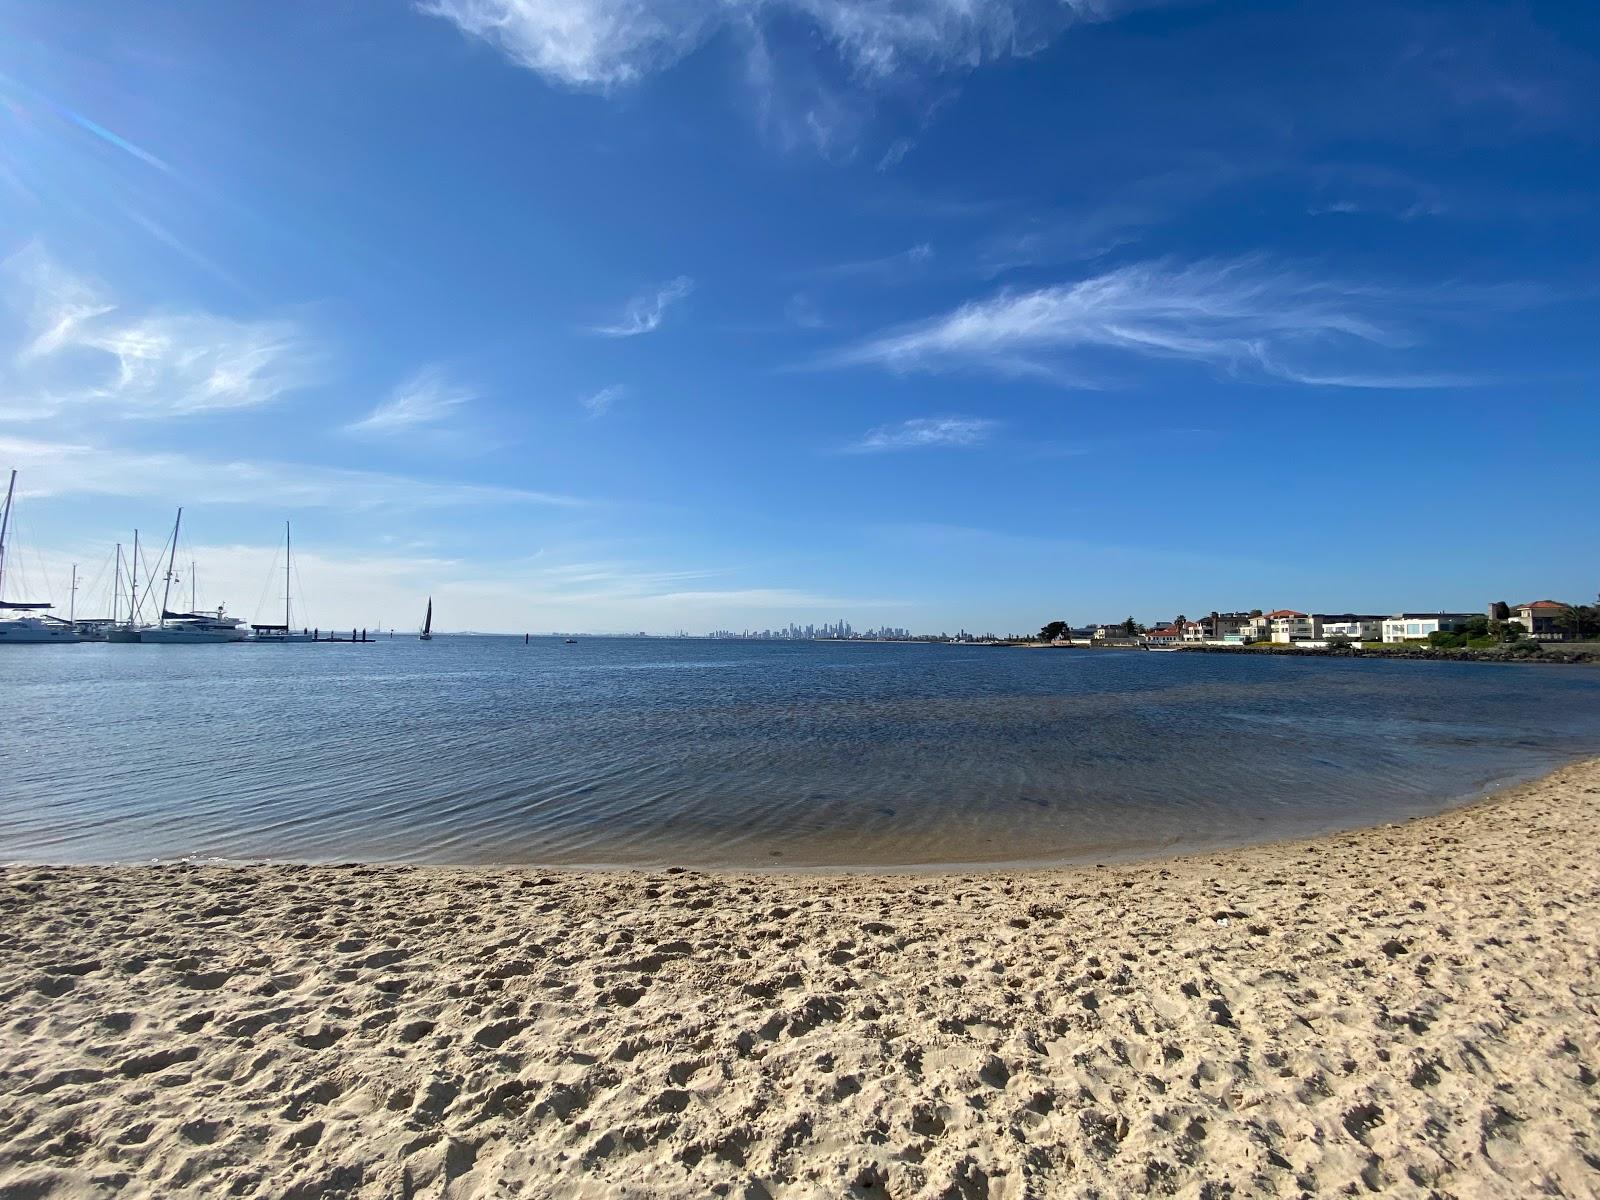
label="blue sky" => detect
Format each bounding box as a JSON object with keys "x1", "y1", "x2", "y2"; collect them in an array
[{"x1": 1, "y1": 0, "x2": 1596, "y2": 633}]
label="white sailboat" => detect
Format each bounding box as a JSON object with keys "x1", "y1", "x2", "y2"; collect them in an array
[
  {"x1": 139, "y1": 508, "x2": 249, "y2": 644},
  {"x1": 420, "y1": 597, "x2": 433, "y2": 641},
  {"x1": 0, "y1": 469, "x2": 82, "y2": 644},
  {"x1": 251, "y1": 522, "x2": 315, "y2": 643}
]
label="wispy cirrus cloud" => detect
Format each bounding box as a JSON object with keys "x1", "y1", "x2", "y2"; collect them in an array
[
  {"x1": 591, "y1": 275, "x2": 694, "y2": 337},
  {"x1": 422, "y1": 0, "x2": 1132, "y2": 89},
  {"x1": 846, "y1": 416, "x2": 999, "y2": 453},
  {"x1": 811, "y1": 241, "x2": 934, "y2": 282},
  {"x1": 421, "y1": 0, "x2": 1153, "y2": 155},
  {"x1": 645, "y1": 587, "x2": 903, "y2": 609},
  {"x1": 0, "y1": 435, "x2": 586, "y2": 510},
  {"x1": 824, "y1": 257, "x2": 1524, "y2": 388},
  {"x1": 347, "y1": 367, "x2": 475, "y2": 435},
  {"x1": 580, "y1": 384, "x2": 627, "y2": 416},
  {"x1": 1, "y1": 244, "x2": 319, "y2": 419}
]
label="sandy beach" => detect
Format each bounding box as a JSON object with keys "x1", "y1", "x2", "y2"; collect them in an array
[{"x1": 3, "y1": 761, "x2": 1598, "y2": 1199}]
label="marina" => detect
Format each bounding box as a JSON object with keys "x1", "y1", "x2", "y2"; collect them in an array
[{"x1": 0, "y1": 470, "x2": 378, "y2": 647}]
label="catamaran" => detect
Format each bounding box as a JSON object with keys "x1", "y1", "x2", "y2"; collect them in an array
[
  {"x1": 0, "y1": 470, "x2": 81, "y2": 644},
  {"x1": 420, "y1": 597, "x2": 433, "y2": 641},
  {"x1": 138, "y1": 508, "x2": 249, "y2": 644},
  {"x1": 251, "y1": 522, "x2": 315, "y2": 642}
]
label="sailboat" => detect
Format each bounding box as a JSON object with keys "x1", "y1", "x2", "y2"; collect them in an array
[
  {"x1": 0, "y1": 469, "x2": 82, "y2": 644},
  {"x1": 420, "y1": 597, "x2": 433, "y2": 641},
  {"x1": 251, "y1": 522, "x2": 315, "y2": 642},
  {"x1": 105, "y1": 530, "x2": 145, "y2": 642},
  {"x1": 139, "y1": 508, "x2": 249, "y2": 644}
]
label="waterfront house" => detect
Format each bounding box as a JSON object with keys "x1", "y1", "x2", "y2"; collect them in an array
[
  {"x1": 1315, "y1": 614, "x2": 1386, "y2": 643},
  {"x1": 1513, "y1": 600, "x2": 1573, "y2": 641},
  {"x1": 1144, "y1": 625, "x2": 1184, "y2": 646},
  {"x1": 1182, "y1": 612, "x2": 1253, "y2": 642},
  {"x1": 1267, "y1": 610, "x2": 1315, "y2": 643},
  {"x1": 1382, "y1": 613, "x2": 1477, "y2": 643}
]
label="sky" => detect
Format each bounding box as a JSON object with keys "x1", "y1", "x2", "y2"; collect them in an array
[{"x1": 0, "y1": 0, "x2": 1596, "y2": 634}]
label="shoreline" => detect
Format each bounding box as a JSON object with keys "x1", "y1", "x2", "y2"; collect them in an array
[
  {"x1": 4, "y1": 759, "x2": 1598, "y2": 1197},
  {"x1": 1017, "y1": 640, "x2": 1600, "y2": 665},
  {"x1": 3, "y1": 748, "x2": 1587, "y2": 876},
  {"x1": 4, "y1": 747, "x2": 1590, "y2": 877}
]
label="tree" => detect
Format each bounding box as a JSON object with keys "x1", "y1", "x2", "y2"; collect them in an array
[
  {"x1": 1488, "y1": 619, "x2": 1528, "y2": 643},
  {"x1": 1121, "y1": 616, "x2": 1139, "y2": 637},
  {"x1": 1039, "y1": 620, "x2": 1070, "y2": 643},
  {"x1": 1554, "y1": 606, "x2": 1583, "y2": 643},
  {"x1": 1582, "y1": 597, "x2": 1600, "y2": 640}
]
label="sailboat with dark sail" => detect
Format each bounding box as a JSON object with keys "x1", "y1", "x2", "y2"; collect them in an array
[{"x1": 420, "y1": 597, "x2": 433, "y2": 641}]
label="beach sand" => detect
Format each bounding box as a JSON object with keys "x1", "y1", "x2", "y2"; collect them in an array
[{"x1": 3, "y1": 761, "x2": 1598, "y2": 1199}]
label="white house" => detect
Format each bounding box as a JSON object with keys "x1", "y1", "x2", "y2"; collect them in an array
[
  {"x1": 1382, "y1": 613, "x2": 1477, "y2": 643},
  {"x1": 1267, "y1": 610, "x2": 1315, "y2": 643},
  {"x1": 1316, "y1": 615, "x2": 1385, "y2": 642}
]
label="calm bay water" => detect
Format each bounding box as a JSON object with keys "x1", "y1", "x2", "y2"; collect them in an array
[{"x1": 3, "y1": 637, "x2": 1599, "y2": 868}]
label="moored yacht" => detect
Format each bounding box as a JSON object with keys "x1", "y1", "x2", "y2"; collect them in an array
[
  {"x1": 141, "y1": 607, "x2": 251, "y2": 643},
  {"x1": 139, "y1": 507, "x2": 248, "y2": 644},
  {"x1": 0, "y1": 604, "x2": 82, "y2": 643},
  {"x1": 0, "y1": 470, "x2": 81, "y2": 644},
  {"x1": 250, "y1": 522, "x2": 315, "y2": 642}
]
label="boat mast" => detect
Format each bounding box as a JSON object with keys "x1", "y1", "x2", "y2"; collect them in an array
[
  {"x1": 285, "y1": 521, "x2": 292, "y2": 630},
  {"x1": 129, "y1": 529, "x2": 140, "y2": 623},
  {"x1": 0, "y1": 469, "x2": 15, "y2": 603},
  {"x1": 190, "y1": 560, "x2": 196, "y2": 614},
  {"x1": 113, "y1": 543, "x2": 123, "y2": 625},
  {"x1": 69, "y1": 563, "x2": 77, "y2": 623},
  {"x1": 159, "y1": 508, "x2": 182, "y2": 627}
]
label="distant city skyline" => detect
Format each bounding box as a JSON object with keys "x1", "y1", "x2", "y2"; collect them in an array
[{"x1": 1, "y1": 3, "x2": 1596, "y2": 633}]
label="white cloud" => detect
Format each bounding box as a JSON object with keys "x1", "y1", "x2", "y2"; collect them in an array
[
  {"x1": 2, "y1": 245, "x2": 319, "y2": 418},
  {"x1": 0, "y1": 435, "x2": 585, "y2": 510},
  {"x1": 96, "y1": 549, "x2": 892, "y2": 633},
  {"x1": 592, "y1": 275, "x2": 694, "y2": 337},
  {"x1": 812, "y1": 241, "x2": 934, "y2": 281},
  {"x1": 347, "y1": 367, "x2": 475, "y2": 434},
  {"x1": 581, "y1": 383, "x2": 627, "y2": 416},
  {"x1": 421, "y1": 0, "x2": 1132, "y2": 91},
  {"x1": 824, "y1": 257, "x2": 1508, "y2": 387},
  {"x1": 419, "y1": 0, "x2": 712, "y2": 88},
  {"x1": 847, "y1": 416, "x2": 999, "y2": 453},
  {"x1": 421, "y1": 0, "x2": 1150, "y2": 158},
  {"x1": 644, "y1": 587, "x2": 901, "y2": 609}
]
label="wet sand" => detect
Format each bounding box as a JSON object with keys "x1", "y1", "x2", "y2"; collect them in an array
[{"x1": 2, "y1": 759, "x2": 1598, "y2": 1198}]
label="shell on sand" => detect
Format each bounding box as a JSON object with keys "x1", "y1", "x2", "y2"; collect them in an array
[{"x1": 2, "y1": 761, "x2": 1598, "y2": 1198}]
